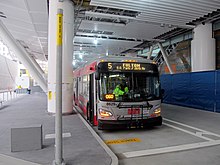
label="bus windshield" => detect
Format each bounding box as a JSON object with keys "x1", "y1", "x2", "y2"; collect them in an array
[{"x1": 99, "y1": 72, "x2": 160, "y2": 102}]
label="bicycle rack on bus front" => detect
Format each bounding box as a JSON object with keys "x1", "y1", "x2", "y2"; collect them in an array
[{"x1": 117, "y1": 102, "x2": 152, "y2": 128}]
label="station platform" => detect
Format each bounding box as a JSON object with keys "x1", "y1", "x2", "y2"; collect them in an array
[{"x1": 0, "y1": 92, "x2": 117, "y2": 165}]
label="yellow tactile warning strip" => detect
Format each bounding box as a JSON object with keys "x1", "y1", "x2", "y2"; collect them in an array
[{"x1": 105, "y1": 138, "x2": 141, "y2": 145}]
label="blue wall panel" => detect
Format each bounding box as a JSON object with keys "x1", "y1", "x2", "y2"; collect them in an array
[
  {"x1": 161, "y1": 70, "x2": 219, "y2": 113},
  {"x1": 190, "y1": 71, "x2": 215, "y2": 111},
  {"x1": 171, "y1": 73, "x2": 191, "y2": 106},
  {"x1": 160, "y1": 74, "x2": 172, "y2": 103}
]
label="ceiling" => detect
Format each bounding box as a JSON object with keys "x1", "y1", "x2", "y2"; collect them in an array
[
  {"x1": 0, "y1": 0, "x2": 48, "y2": 61},
  {"x1": 0, "y1": 0, "x2": 220, "y2": 68}
]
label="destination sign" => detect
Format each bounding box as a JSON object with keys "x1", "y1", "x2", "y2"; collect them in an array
[
  {"x1": 107, "y1": 62, "x2": 146, "y2": 71},
  {"x1": 97, "y1": 62, "x2": 158, "y2": 73}
]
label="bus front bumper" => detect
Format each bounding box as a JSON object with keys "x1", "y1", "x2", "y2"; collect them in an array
[{"x1": 98, "y1": 116, "x2": 162, "y2": 130}]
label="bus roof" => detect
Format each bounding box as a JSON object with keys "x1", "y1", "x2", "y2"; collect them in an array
[
  {"x1": 80, "y1": 56, "x2": 152, "y2": 68},
  {"x1": 73, "y1": 56, "x2": 154, "y2": 77},
  {"x1": 95, "y1": 56, "x2": 152, "y2": 63}
]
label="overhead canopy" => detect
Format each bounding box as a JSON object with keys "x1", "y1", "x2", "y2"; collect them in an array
[{"x1": 0, "y1": 0, "x2": 219, "y2": 66}]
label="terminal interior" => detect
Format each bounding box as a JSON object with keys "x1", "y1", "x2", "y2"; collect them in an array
[{"x1": 0, "y1": 0, "x2": 220, "y2": 165}]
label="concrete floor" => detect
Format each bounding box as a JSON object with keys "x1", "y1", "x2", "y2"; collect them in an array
[
  {"x1": 1, "y1": 92, "x2": 220, "y2": 165},
  {"x1": 0, "y1": 92, "x2": 112, "y2": 165},
  {"x1": 95, "y1": 103, "x2": 220, "y2": 165}
]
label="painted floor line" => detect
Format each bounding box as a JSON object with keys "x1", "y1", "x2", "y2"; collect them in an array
[
  {"x1": 164, "y1": 118, "x2": 220, "y2": 138},
  {"x1": 163, "y1": 123, "x2": 214, "y2": 141},
  {"x1": 45, "y1": 132, "x2": 71, "y2": 139},
  {"x1": 105, "y1": 138, "x2": 141, "y2": 145},
  {"x1": 123, "y1": 140, "x2": 220, "y2": 158}
]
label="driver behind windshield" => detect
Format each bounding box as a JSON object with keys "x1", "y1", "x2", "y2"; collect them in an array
[
  {"x1": 113, "y1": 84, "x2": 124, "y2": 98},
  {"x1": 113, "y1": 83, "x2": 129, "y2": 100}
]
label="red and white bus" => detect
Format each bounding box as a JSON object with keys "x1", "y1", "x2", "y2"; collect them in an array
[{"x1": 73, "y1": 56, "x2": 162, "y2": 130}]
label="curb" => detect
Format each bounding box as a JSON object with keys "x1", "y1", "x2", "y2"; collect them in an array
[
  {"x1": 0, "y1": 154, "x2": 40, "y2": 165},
  {"x1": 75, "y1": 108, "x2": 119, "y2": 165}
]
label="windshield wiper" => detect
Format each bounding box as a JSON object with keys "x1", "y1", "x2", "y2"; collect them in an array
[
  {"x1": 145, "y1": 100, "x2": 153, "y2": 109},
  {"x1": 117, "y1": 102, "x2": 122, "y2": 108},
  {"x1": 146, "y1": 94, "x2": 157, "y2": 100}
]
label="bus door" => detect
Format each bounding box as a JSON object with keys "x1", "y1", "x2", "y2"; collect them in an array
[
  {"x1": 75, "y1": 78, "x2": 79, "y2": 105},
  {"x1": 88, "y1": 74, "x2": 95, "y2": 124}
]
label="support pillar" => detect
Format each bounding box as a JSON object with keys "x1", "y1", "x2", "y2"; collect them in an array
[
  {"x1": 191, "y1": 23, "x2": 215, "y2": 72},
  {"x1": 54, "y1": 8, "x2": 64, "y2": 165},
  {"x1": 147, "y1": 46, "x2": 153, "y2": 60},
  {"x1": 158, "y1": 42, "x2": 173, "y2": 74},
  {"x1": 48, "y1": 0, "x2": 74, "y2": 114}
]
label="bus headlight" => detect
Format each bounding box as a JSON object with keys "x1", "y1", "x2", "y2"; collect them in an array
[
  {"x1": 99, "y1": 109, "x2": 113, "y2": 117},
  {"x1": 154, "y1": 108, "x2": 161, "y2": 115}
]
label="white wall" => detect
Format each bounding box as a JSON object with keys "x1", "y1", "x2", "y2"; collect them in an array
[
  {"x1": 0, "y1": 55, "x2": 18, "y2": 90},
  {"x1": 191, "y1": 23, "x2": 215, "y2": 72}
]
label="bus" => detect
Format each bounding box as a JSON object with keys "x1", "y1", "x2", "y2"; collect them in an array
[{"x1": 73, "y1": 56, "x2": 162, "y2": 130}]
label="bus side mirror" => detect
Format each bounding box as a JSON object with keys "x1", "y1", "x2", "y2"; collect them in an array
[{"x1": 95, "y1": 72, "x2": 100, "y2": 80}]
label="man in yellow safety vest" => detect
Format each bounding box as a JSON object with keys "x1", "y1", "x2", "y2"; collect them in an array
[{"x1": 113, "y1": 84, "x2": 129, "y2": 99}]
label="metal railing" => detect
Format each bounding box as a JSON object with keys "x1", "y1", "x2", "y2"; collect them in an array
[{"x1": 0, "y1": 88, "x2": 29, "y2": 106}]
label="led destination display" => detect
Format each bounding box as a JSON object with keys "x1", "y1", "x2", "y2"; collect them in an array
[{"x1": 97, "y1": 62, "x2": 158, "y2": 72}]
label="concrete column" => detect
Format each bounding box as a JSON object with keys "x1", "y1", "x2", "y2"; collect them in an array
[
  {"x1": 48, "y1": 0, "x2": 74, "y2": 114},
  {"x1": 48, "y1": 0, "x2": 57, "y2": 114},
  {"x1": 60, "y1": 0, "x2": 74, "y2": 114},
  {"x1": 191, "y1": 23, "x2": 215, "y2": 72}
]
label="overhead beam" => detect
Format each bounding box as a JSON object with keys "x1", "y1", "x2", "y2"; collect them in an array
[
  {"x1": 147, "y1": 46, "x2": 153, "y2": 60},
  {"x1": 86, "y1": 10, "x2": 195, "y2": 22},
  {"x1": 0, "y1": 20, "x2": 47, "y2": 92},
  {"x1": 158, "y1": 42, "x2": 173, "y2": 74},
  {"x1": 84, "y1": 12, "x2": 195, "y2": 28},
  {"x1": 92, "y1": 0, "x2": 216, "y2": 15}
]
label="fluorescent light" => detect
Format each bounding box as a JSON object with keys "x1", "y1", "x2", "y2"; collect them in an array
[
  {"x1": 83, "y1": 20, "x2": 126, "y2": 27},
  {"x1": 85, "y1": 11, "x2": 134, "y2": 20},
  {"x1": 79, "y1": 53, "x2": 83, "y2": 59},
  {"x1": 94, "y1": 38, "x2": 98, "y2": 44}
]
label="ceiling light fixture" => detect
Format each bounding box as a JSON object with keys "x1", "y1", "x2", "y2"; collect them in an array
[
  {"x1": 94, "y1": 38, "x2": 98, "y2": 45},
  {"x1": 79, "y1": 53, "x2": 83, "y2": 59}
]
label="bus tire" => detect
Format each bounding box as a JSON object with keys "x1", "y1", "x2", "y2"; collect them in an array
[{"x1": 154, "y1": 116, "x2": 163, "y2": 126}]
